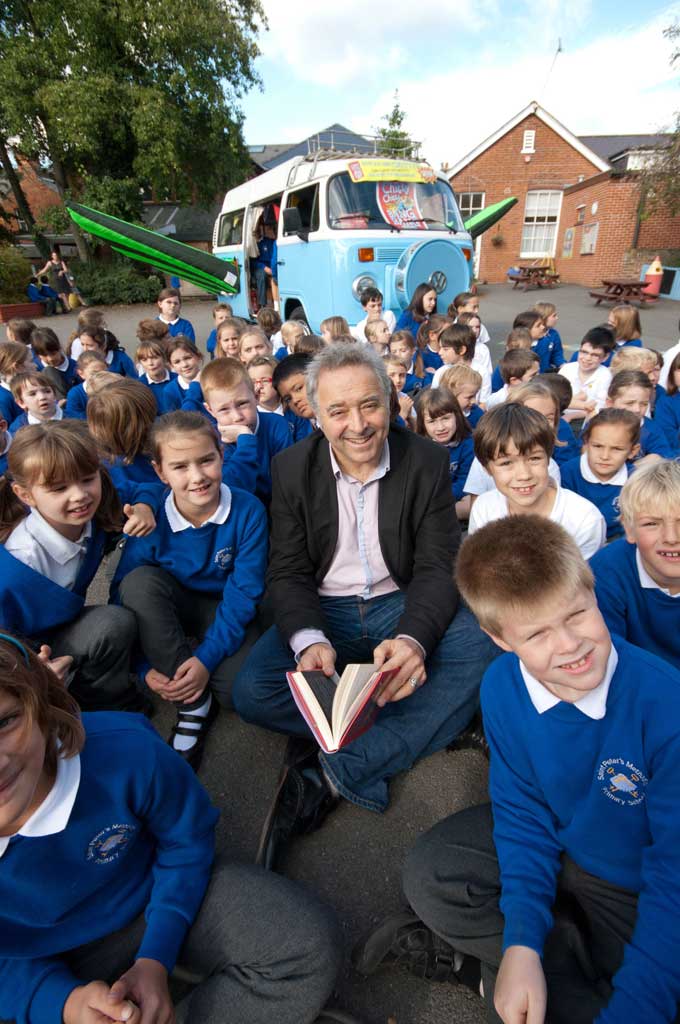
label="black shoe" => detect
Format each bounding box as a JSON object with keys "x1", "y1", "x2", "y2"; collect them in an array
[
  {"x1": 168, "y1": 696, "x2": 220, "y2": 773},
  {"x1": 352, "y1": 912, "x2": 467, "y2": 984},
  {"x1": 447, "y1": 711, "x2": 489, "y2": 759},
  {"x1": 256, "y1": 750, "x2": 339, "y2": 872},
  {"x1": 314, "y1": 1011, "x2": 367, "y2": 1023}
]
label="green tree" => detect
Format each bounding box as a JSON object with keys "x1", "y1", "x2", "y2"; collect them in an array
[
  {"x1": 375, "y1": 92, "x2": 417, "y2": 159},
  {"x1": 638, "y1": 22, "x2": 680, "y2": 217},
  {"x1": 0, "y1": 0, "x2": 265, "y2": 260}
]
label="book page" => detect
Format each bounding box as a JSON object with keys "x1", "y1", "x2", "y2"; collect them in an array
[
  {"x1": 332, "y1": 664, "x2": 378, "y2": 739},
  {"x1": 289, "y1": 671, "x2": 339, "y2": 752}
]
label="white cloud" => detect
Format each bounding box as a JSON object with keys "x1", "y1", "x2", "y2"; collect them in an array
[{"x1": 355, "y1": 8, "x2": 680, "y2": 170}]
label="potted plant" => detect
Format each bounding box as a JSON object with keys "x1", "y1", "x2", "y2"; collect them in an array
[
  {"x1": 0, "y1": 244, "x2": 44, "y2": 322},
  {"x1": 490, "y1": 231, "x2": 504, "y2": 248}
]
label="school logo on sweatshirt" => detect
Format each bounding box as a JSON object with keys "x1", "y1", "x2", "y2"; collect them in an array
[
  {"x1": 214, "y1": 546, "x2": 232, "y2": 570},
  {"x1": 86, "y1": 823, "x2": 136, "y2": 864},
  {"x1": 597, "y1": 758, "x2": 648, "y2": 806}
]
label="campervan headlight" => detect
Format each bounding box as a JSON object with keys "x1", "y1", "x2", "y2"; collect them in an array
[{"x1": 352, "y1": 273, "x2": 377, "y2": 302}]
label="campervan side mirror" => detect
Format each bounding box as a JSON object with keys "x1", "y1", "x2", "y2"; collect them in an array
[{"x1": 282, "y1": 207, "x2": 308, "y2": 242}]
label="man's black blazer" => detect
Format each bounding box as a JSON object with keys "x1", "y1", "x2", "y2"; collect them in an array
[{"x1": 267, "y1": 424, "x2": 461, "y2": 656}]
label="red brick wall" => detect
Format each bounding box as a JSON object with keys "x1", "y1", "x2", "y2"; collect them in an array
[
  {"x1": 637, "y1": 203, "x2": 680, "y2": 250},
  {"x1": 555, "y1": 176, "x2": 640, "y2": 287},
  {"x1": 449, "y1": 113, "x2": 602, "y2": 283},
  {"x1": 0, "y1": 158, "x2": 62, "y2": 230}
]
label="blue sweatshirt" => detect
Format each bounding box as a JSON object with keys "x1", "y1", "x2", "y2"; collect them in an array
[
  {"x1": 0, "y1": 713, "x2": 218, "y2": 1024},
  {"x1": 156, "y1": 316, "x2": 195, "y2": 343},
  {"x1": 483, "y1": 637, "x2": 680, "y2": 1023},
  {"x1": 0, "y1": 384, "x2": 21, "y2": 426},
  {"x1": 446, "y1": 434, "x2": 474, "y2": 501},
  {"x1": 653, "y1": 392, "x2": 680, "y2": 450},
  {"x1": 206, "y1": 327, "x2": 217, "y2": 357},
  {"x1": 114, "y1": 486, "x2": 267, "y2": 671},
  {"x1": 223, "y1": 411, "x2": 293, "y2": 501},
  {"x1": 533, "y1": 330, "x2": 565, "y2": 372},
  {"x1": 63, "y1": 382, "x2": 88, "y2": 420},
  {"x1": 139, "y1": 371, "x2": 178, "y2": 410},
  {"x1": 395, "y1": 309, "x2": 425, "y2": 340},
  {"x1": 466, "y1": 404, "x2": 484, "y2": 428},
  {"x1": 553, "y1": 417, "x2": 581, "y2": 467},
  {"x1": 421, "y1": 347, "x2": 443, "y2": 373},
  {"x1": 283, "y1": 408, "x2": 314, "y2": 444},
  {"x1": 157, "y1": 376, "x2": 190, "y2": 414},
  {"x1": 42, "y1": 357, "x2": 79, "y2": 393},
  {"x1": 105, "y1": 453, "x2": 159, "y2": 493},
  {"x1": 274, "y1": 345, "x2": 289, "y2": 362},
  {"x1": 590, "y1": 539, "x2": 680, "y2": 671},
  {"x1": 639, "y1": 416, "x2": 676, "y2": 459},
  {"x1": 107, "y1": 349, "x2": 138, "y2": 379},
  {"x1": 491, "y1": 365, "x2": 504, "y2": 393},
  {"x1": 560, "y1": 456, "x2": 628, "y2": 539}
]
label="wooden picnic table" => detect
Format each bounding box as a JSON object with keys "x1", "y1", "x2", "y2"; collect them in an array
[
  {"x1": 590, "y1": 278, "x2": 656, "y2": 306},
  {"x1": 509, "y1": 263, "x2": 560, "y2": 290}
]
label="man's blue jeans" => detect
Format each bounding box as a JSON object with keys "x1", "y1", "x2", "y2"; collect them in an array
[{"x1": 232, "y1": 591, "x2": 500, "y2": 812}]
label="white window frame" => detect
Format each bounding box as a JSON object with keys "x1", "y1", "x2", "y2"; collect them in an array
[
  {"x1": 520, "y1": 189, "x2": 562, "y2": 259},
  {"x1": 521, "y1": 129, "x2": 536, "y2": 154},
  {"x1": 456, "y1": 192, "x2": 485, "y2": 277}
]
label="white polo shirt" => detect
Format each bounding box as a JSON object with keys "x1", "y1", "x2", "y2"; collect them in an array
[
  {"x1": 559, "y1": 362, "x2": 611, "y2": 412},
  {"x1": 468, "y1": 483, "x2": 606, "y2": 558}
]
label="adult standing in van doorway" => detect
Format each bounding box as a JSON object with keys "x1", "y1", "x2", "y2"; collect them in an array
[
  {"x1": 252, "y1": 220, "x2": 278, "y2": 309},
  {"x1": 233, "y1": 343, "x2": 499, "y2": 870}
]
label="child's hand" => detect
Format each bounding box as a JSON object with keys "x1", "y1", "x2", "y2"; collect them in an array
[
  {"x1": 398, "y1": 394, "x2": 413, "y2": 419},
  {"x1": 494, "y1": 945, "x2": 547, "y2": 1024},
  {"x1": 168, "y1": 656, "x2": 210, "y2": 703},
  {"x1": 218, "y1": 423, "x2": 253, "y2": 444},
  {"x1": 146, "y1": 668, "x2": 172, "y2": 697},
  {"x1": 109, "y1": 958, "x2": 174, "y2": 1024},
  {"x1": 122, "y1": 503, "x2": 156, "y2": 537},
  {"x1": 59, "y1": 398, "x2": 67, "y2": 408},
  {"x1": 36, "y1": 644, "x2": 73, "y2": 684},
  {"x1": 63, "y1": 981, "x2": 140, "y2": 1024}
]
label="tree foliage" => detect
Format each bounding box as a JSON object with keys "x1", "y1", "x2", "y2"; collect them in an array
[
  {"x1": 638, "y1": 22, "x2": 680, "y2": 218},
  {"x1": 375, "y1": 92, "x2": 417, "y2": 159},
  {"x1": 0, "y1": 0, "x2": 265, "y2": 216}
]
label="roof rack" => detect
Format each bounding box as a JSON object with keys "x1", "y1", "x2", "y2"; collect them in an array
[{"x1": 304, "y1": 128, "x2": 423, "y2": 161}]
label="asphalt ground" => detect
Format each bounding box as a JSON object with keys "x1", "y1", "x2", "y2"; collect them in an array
[{"x1": 30, "y1": 283, "x2": 680, "y2": 1024}]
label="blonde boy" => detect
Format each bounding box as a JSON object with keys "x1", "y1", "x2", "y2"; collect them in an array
[
  {"x1": 439, "y1": 364, "x2": 484, "y2": 427},
  {"x1": 368, "y1": 516, "x2": 680, "y2": 1024}
]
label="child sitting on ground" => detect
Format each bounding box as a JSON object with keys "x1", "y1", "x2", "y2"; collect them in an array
[
  {"x1": 30, "y1": 327, "x2": 79, "y2": 400},
  {"x1": 468, "y1": 403, "x2": 605, "y2": 557},
  {"x1": 87, "y1": 377, "x2": 160, "y2": 489},
  {"x1": 539, "y1": 374, "x2": 581, "y2": 467},
  {"x1": 415, "y1": 387, "x2": 473, "y2": 519},
  {"x1": 136, "y1": 339, "x2": 177, "y2": 409},
  {"x1": 532, "y1": 301, "x2": 565, "y2": 370},
  {"x1": 0, "y1": 342, "x2": 34, "y2": 425},
  {"x1": 559, "y1": 326, "x2": 614, "y2": 422},
  {"x1": 156, "y1": 286, "x2": 195, "y2": 341},
  {"x1": 608, "y1": 303, "x2": 643, "y2": 360},
  {"x1": 272, "y1": 353, "x2": 316, "y2": 427},
  {"x1": 0, "y1": 422, "x2": 157, "y2": 712},
  {"x1": 654, "y1": 351, "x2": 680, "y2": 448},
  {"x1": 5, "y1": 318, "x2": 39, "y2": 365},
  {"x1": 256, "y1": 305, "x2": 282, "y2": 349},
  {"x1": 395, "y1": 282, "x2": 438, "y2": 339},
  {"x1": 560, "y1": 408, "x2": 640, "y2": 540},
  {"x1": 275, "y1": 319, "x2": 307, "y2": 360},
  {"x1": 606, "y1": 369, "x2": 676, "y2": 460},
  {"x1": 439, "y1": 364, "x2": 484, "y2": 428},
  {"x1": 389, "y1": 330, "x2": 428, "y2": 395},
  {"x1": 201, "y1": 358, "x2": 292, "y2": 502},
  {"x1": 160, "y1": 336, "x2": 204, "y2": 413},
  {"x1": 248, "y1": 354, "x2": 281, "y2": 413},
  {"x1": 365, "y1": 318, "x2": 392, "y2": 356},
  {"x1": 0, "y1": 632, "x2": 341, "y2": 1024},
  {"x1": 486, "y1": 348, "x2": 540, "y2": 409},
  {"x1": 63, "y1": 351, "x2": 107, "y2": 420},
  {"x1": 320, "y1": 316, "x2": 350, "y2": 346},
  {"x1": 490, "y1": 326, "x2": 533, "y2": 393},
  {"x1": 295, "y1": 333, "x2": 325, "y2": 356},
  {"x1": 80, "y1": 327, "x2": 138, "y2": 379},
  {"x1": 357, "y1": 515, "x2": 680, "y2": 1024},
  {"x1": 416, "y1": 313, "x2": 450, "y2": 374},
  {"x1": 114, "y1": 410, "x2": 268, "y2": 769},
  {"x1": 239, "y1": 327, "x2": 273, "y2": 365},
  {"x1": 205, "y1": 301, "x2": 233, "y2": 358},
  {"x1": 9, "y1": 372, "x2": 63, "y2": 433},
  {"x1": 351, "y1": 286, "x2": 396, "y2": 343},
  {"x1": 383, "y1": 355, "x2": 415, "y2": 427},
  {"x1": 431, "y1": 324, "x2": 476, "y2": 388},
  {"x1": 590, "y1": 458, "x2": 680, "y2": 670},
  {"x1": 214, "y1": 317, "x2": 244, "y2": 360}
]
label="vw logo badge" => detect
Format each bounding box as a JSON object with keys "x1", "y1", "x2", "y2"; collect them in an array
[{"x1": 429, "y1": 271, "x2": 447, "y2": 293}]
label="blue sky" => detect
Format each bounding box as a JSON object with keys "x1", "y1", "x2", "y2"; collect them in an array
[{"x1": 241, "y1": 0, "x2": 680, "y2": 169}]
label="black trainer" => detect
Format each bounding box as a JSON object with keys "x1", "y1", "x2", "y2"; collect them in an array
[
  {"x1": 168, "y1": 696, "x2": 220, "y2": 773},
  {"x1": 447, "y1": 710, "x2": 489, "y2": 759},
  {"x1": 352, "y1": 912, "x2": 477, "y2": 987}
]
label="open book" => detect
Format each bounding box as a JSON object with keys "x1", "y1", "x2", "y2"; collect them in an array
[{"x1": 286, "y1": 664, "x2": 394, "y2": 754}]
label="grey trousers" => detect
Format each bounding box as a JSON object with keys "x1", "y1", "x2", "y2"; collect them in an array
[
  {"x1": 118, "y1": 565, "x2": 261, "y2": 710},
  {"x1": 29, "y1": 861, "x2": 341, "y2": 1024},
  {"x1": 45, "y1": 605, "x2": 138, "y2": 711},
  {"x1": 402, "y1": 802, "x2": 677, "y2": 1024}
]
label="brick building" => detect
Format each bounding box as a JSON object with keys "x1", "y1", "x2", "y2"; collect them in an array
[{"x1": 446, "y1": 101, "x2": 680, "y2": 289}]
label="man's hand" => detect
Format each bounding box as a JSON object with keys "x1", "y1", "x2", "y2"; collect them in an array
[
  {"x1": 297, "y1": 642, "x2": 337, "y2": 677},
  {"x1": 63, "y1": 980, "x2": 140, "y2": 1024},
  {"x1": 109, "y1": 959, "x2": 174, "y2": 1024},
  {"x1": 217, "y1": 423, "x2": 253, "y2": 444},
  {"x1": 372, "y1": 637, "x2": 426, "y2": 705},
  {"x1": 36, "y1": 644, "x2": 73, "y2": 684},
  {"x1": 169, "y1": 656, "x2": 210, "y2": 704},
  {"x1": 494, "y1": 945, "x2": 547, "y2": 1024},
  {"x1": 122, "y1": 504, "x2": 156, "y2": 538}
]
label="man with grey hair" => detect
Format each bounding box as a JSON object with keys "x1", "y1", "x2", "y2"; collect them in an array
[{"x1": 233, "y1": 343, "x2": 498, "y2": 869}]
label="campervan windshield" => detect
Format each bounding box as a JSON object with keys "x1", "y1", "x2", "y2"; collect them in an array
[{"x1": 327, "y1": 173, "x2": 464, "y2": 233}]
